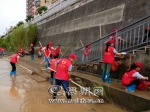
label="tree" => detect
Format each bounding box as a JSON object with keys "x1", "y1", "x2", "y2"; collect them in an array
[
  {"x1": 38, "y1": 6, "x2": 48, "y2": 14},
  {"x1": 25, "y1": 15, "x2": 34, "y2": 22},
  {"x1": 17, "y1": 21, "x2": 24, "y2": 27}
]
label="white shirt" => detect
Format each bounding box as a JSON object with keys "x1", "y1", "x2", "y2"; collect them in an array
[{"x1": 132, "y1": 72, "x2": 144, "y2": 79}]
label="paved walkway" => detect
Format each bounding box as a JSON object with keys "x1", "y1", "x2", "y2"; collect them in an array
[{"x1": 0, "y1": 57, "x2": 128, "y2": 112}]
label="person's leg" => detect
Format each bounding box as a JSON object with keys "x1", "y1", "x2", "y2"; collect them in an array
[
  {"x1": 50, "y1": 71, "x2": 54, "y2": 84},
  {"x1": 53, "y1": 79, "x2": 61, "y2": 99},
  {"x1": 143, "y1": 35, "x2": 148, "y2": 42},
  {"x1": 126, "y1": 79, "x2": 140, "y2": 92},
  {"x1": 82, "y1": 55, "x2": 85, "y2": 63},
  {"x1": 61, "y1": 80, "x2": 71, "y2": 99},
  {"x1": 10, "y1": 62, "x2": 16, "y2": 76},
  {"x1": 101, "y1": 63, "x2": 107, "y2": 82},
  {"x1": 30, "y1": 54, "x2": 32, "y2": 61},
  {"x1": 105, "y1": 63, "x2": 112, "y2": 84}
]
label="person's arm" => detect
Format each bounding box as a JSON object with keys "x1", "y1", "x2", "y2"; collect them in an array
[
  {"x1": 132, "y1": 72, "x2": 149, "y2": 80},
  {"x1": 118, "y1": 36, "x2": 127, "y2": 42},
  {"x1": 113, "y1": 49, "x2": 123, "y2": 55},
  {"x1": 68, "y1": 65, "x2": 73, "y2": 79},
  {"x1": 55, "y1": 59, "x2": 60, "y2": 71},
  {"x1": 16, "y1": 56, "x2": 20, "y2": 63}
]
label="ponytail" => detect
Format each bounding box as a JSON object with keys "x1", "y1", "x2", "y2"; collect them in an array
[{"x1": 105, "y1": 42, "x2": 111, "y2": 52}]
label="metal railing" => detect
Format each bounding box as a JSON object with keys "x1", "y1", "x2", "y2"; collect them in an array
[{"x1": 75, "y1": 15, "x2": 150, "y2": 64}]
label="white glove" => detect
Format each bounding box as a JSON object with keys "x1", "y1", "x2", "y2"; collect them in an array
[
  {"x1": 146, "y1": 77, "x2": 149, "y2": 80},
  {"x1": 121, "y1": 52, "x2": 127, "y2": 55}
]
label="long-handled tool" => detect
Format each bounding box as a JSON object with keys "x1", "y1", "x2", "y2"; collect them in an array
[
  {"x1": 60, "y1": 45, "x2": 71, "y2": 58},
  {"x1": 69, "y1": 79, "x2": 99, "y2": 97}
]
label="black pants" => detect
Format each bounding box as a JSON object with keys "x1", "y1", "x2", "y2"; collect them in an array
[
  {"x1": 50, "y1": 71, "x2": 54, "y2": 78},
  {"x1": 127, "y1": 79, "x2": 140, "y2": 86},
  {"x1": 143, "y1": 35, "x2": 150, "y2": 42},
  {"x1": 56, "y1": 54, "x2": 59, "y2": 58},
  {"x1": 10, "y1": 62, "x2": 16, "y2": 72}
]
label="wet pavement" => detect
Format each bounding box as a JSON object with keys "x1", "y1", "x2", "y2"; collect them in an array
[{"x1": 0, "y1": 57, "x2": 128, "y2": 112}]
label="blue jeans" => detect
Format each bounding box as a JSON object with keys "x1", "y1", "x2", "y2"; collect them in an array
[
  {"x1": 30, "y1": 54, "x2": 34, "y2": 61},
  {"x1": 53, "y1": 78, "x2": 71, "y2": 99}
]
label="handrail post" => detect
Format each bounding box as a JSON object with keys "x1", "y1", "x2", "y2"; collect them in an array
[{"x1": 116, "y1": 31, "x2": 118, "y2": 51}]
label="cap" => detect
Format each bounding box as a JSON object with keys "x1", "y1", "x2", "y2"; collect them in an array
[
  {"x1": 112, "y1": 28, "x2": 117, "y2": 32},
  {"x1": 68, "y1": 53, "x2": 77, "y2": 60},
  {"x1": 49, "y1": 42, "x2": 53, "y2": 46},
  {"x1": 108, "y1": 39, "x2": 115, "y2": 44},
  {"x1": 147, "y1": 26, "x2": 150, "y2": 31},
  {"x1": 135, "y1": 62, "x2": 143, "y2": 70},
  {"x1": 30, "y1": 44, "x2": 33, "y2": 47}
]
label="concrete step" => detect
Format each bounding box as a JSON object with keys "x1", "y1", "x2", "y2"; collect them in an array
[
  {"x1": 71, "y1": 71, "x2": 150, "y2": 112},
  {"x1": 19, "y1": 57, "x2": 50, "y2": 81}
]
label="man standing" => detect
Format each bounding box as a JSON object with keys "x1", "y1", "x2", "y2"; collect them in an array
[
  {"x1": 53, "y1": 53, "x2": 77, "y2": 99},
  {"x1": 20, "y1": 46, "x2": 24, "y2": 57},
  {"x1": 29, "y1": 44, "x2": 34, "y2": 61}
]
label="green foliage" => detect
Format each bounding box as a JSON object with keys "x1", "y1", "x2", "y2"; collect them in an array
[
  {"x1": 25, "y1": 15, "x2": 34, "y2": 22},
  {"x1": 17, "y1": 21, "x2": 24, "y2": 27},
  {"x1": 0, "y1": 24, "x2": 37, "y2": 52},
  {"x1": 38, "y1": 6, "x2": 48, "y2": 14}
]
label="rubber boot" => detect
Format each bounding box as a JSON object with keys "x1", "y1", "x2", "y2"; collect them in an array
[
  {"x1": 14, "y1": 70, "x2": 17, "y2": 75},
  {"x1": 105, "y1": 74, "x2": 111, "y2": 84},
  {"x1": 101, "y1": 72, "x2": 105, "y2": 82},
  {"x1": 126, "y1": 84, "x2": 136, "y2": 92},
  {"x1": 47, "y1": 63, "x2": 50, "y2": 68},
  {"x1": 50, "y1": 78, "x2": 53, "y2": 84},
  {"x1": 45, "y1": 64, "x2": 48, "y2": 69},
  {"x1": 10, "y1": 71, "x2": 14, "y2": 76}
]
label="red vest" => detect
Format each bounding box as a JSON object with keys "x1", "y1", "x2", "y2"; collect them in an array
[
  {"x1": 44, "y1": 49, "x2": 50, "y2": 57},
  {"x1": 55, "y1": 58, "x2": 72, "y2": 81},
  {"x1": 103, "y1": 46, "x2": 115, "y2": 64},
  {"x1": 55, "y1": 47, "x2": 60, "y2": 54},
  {"x1": 121, "y1": 70, "x2": 137, "y2": 86},
  {"x1": 50, "y1": 58, "x2": 58, "y2": 71},
  {"x1": 10, "y1": 54, "x2": 19, "y2": 63},
  {"x1": 83, "y1": 46, "x2": 90, "y2": 56}
]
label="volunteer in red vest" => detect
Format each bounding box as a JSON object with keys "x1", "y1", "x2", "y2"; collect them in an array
[
  {"x1": 10, "y1": 51, "x2": 21, "y2": 76},
  {"x1": 82, "y1": 44, "x2": 91, "y2": 63},
  {"x1": 121, "y1": 62, "x2": 148, "y2": 92},
  {"x1": 55, "y1": 45, "x2": 61, "y2": 58},
  {"x1": 42, "y1": 44, "x2": 51, "y2": 69},
  {"x1": 20, "y1": 46, "x2": 24, "y2": 57},
  {"x1": 102, "y1": 39, "x2": 125, "y2": 84},
  {"x1": 0, "y1": 47, "x2": 2, "y2": 55},
  {"x1": 29, "y1": 44, "x2": 34, "y2": 61},
  {"x1": 38, "y1": 46, "x2": 42, "y2": 58},
  {"x1": 48, "y1": 42, "x2": 54, "y2": 59},
  {"x1": 49, "y1": 54, "x2": 58, "y2": 84},
  {"x1": 53, "y1": 53, "x2": 77, "y2": 99},
  {"x1": 0, "y1": 47, "x2": 4, "y2": 56},
  {"x1": 107, "y1": 28, "x2": 126, "y2": 46}
]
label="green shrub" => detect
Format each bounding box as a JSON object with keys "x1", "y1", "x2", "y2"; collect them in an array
[{"x1": 0, "y1": 24, "x2": 37, "y2": 52}]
